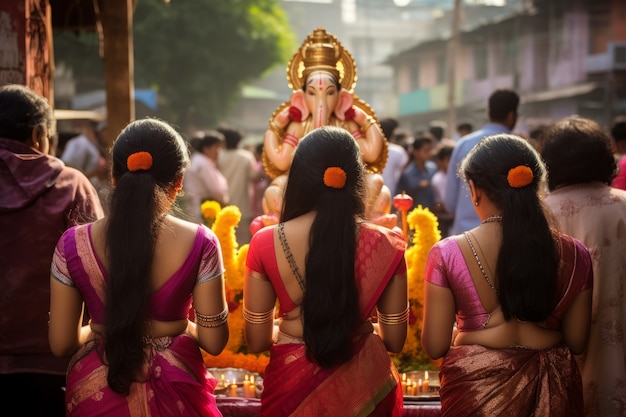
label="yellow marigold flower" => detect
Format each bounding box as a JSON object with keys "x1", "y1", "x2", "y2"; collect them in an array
[
  {"x1": 201, "y1": 200, "x2": 222, "y2": 220},
  {"x1": 225, "y1": 307, "x2": 245, "y2": 353},
  {"x1": 398, "y1": 205, "x2": 441, "y2": 369}
]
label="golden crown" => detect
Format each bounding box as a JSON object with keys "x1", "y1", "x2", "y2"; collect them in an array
[{"x1": 287, "y1": 28, "x2": 357, "y2": 92}]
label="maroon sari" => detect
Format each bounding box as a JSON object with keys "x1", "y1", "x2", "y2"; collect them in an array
[
  {"x1": 428, "y1": 233, "x2": 592, "y2": 417},
  {"x1": 439, "y1": 344, "x2": 582, "y2": 417}
]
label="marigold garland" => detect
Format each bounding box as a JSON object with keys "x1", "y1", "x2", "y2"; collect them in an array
[
  {"x1": 202, "y1": 349, "x2": 270, "y2": 375},
  {"x1": 201, "y1": 200, "x2": 222, "y2": 220},
  {"x1": 391, "y1": 205, "x2": 441, "y2": 372},
  {"x1": 200, "y1": 202, "x2": 270, "y2": 374},
  {"x1": 507, "y1": 165, "x2": 533, "y2": 188}
]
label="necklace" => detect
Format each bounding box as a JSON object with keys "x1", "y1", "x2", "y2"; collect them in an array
[
  {"x1": 277, "y1": 223, "x2": 305, "y2": 291},
  {"x1": 482, "y1": 215, "x2": 503, "y2": 224},
  {"x1": 464, "y1": 232, "x2": 498, "y2": 293}
]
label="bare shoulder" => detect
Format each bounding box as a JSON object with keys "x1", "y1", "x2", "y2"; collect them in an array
[{"x1": 162, "y1": 215, "x2": 202, "y2": 243}]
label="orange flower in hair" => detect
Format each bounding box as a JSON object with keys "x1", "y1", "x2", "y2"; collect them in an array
[
  {"x1": 127, "y1": 151, "x2": 153, "y2": 172},
  {"x1": 323, "y1": 167, "x2": 347, "y2": 189},
  {"x1": 507, "y1": 165, "x2": 533, "y2": 188}
]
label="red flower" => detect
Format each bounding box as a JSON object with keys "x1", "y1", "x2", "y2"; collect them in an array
[
  {"x1": 344, "y1": 107, "x2": 356, "y2": 121},
  {"x1": 288, "y1": 106, "x2": 302, "y2": 122}
]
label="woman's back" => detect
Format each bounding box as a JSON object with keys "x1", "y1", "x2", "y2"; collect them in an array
[
  {"x1": 88, "y1": 216, "x2": 203, "y2": 337},
  {"x1": 244, "y1": 126, "x2": 408, "y2": 417},
  {"x1": 421, "y1": 133, "x2": 593, "y2": 417},
  {"x1": 424, "y1": 230, "x2": 592, "y2": 356},
  {"x1": 49, "y1": 118, "x2": 228, "y2": 417}
]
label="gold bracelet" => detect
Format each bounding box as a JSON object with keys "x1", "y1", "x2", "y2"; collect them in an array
[
  {"x1": 243, "y1": 305, "x2": 275, "y2": 325},
  {"x1": 195, "y1": 307, "x2": 228, "y2": 328},
  {"x1": 377, "y1": 303, "x2": 410, "y2": 325},
  {"x1": 360, "y1": 116, "x2": 375, "y2": 134}
]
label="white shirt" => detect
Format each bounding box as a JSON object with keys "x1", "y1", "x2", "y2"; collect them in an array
[
  {"x1": 381, "y1": 142, "x2": 409, "y2": 194},
  {"x1": 182, "y1": 152, "x2": 229, "y2": 223},
  {"x1": 431, "y1": 170, "x2": 448, "y2": 205},
  {"x1": 61, "y1": 134, "x2": 100, "y2": 176}
]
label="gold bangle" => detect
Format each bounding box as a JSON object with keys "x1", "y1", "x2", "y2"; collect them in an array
[
  {"x1": 377, "y1": 303, "x2": 410, "y2": 325},
  {"x1": 195, "y1": 307, "x2": 228, "y2": 328},
  {"x1": 243, "y1": 305, "x2": 275, "y2": 325}
]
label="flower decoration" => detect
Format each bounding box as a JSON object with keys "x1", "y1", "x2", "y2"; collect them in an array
[
  {"x1": 288, "y1": 106, "x2": 302, "y2": 122},
  {"x1": 127, "y1": 151, "x2": 152, "y2": 172},
  {"x1": 344, "y1": 107, "x2": 356, "y2": 121},
  {"x1": 390, "y1": 205, "x2": 441, "y2": 372},
  {"x1": 200, "y1": 202, "x2": 270, "y2": 373},
  {"x1": 323, "y1": 167, "x2": 347, "y2": 189},
  {"x1": 507, "y1": 165, "x2": 533, "y2": 188},
  {"x1": 201, "y1": 200, "x2": 222, "y2": 220}
]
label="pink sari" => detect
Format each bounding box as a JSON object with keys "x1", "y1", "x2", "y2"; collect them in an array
[
  {"x1": 249, "y1": 224, "x2": 407, "y2": 417},
  {"x1": 65, "y1": 336, "x2": 220, "y2": 417},
  {"x1": 52, "y1": 224, "x2": 223, "y2": 417}
]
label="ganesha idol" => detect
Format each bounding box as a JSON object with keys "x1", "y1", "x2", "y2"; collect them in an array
[{"x1": 250, "y1": 28, "x2": 397, "y2": 235}]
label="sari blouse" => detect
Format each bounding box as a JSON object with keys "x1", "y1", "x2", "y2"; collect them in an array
[
  {"x1": 51, "y1": 223, "x2": 224, "y2": 324},
  {"x1": 246, "y1": 222, "x2": 407, "y2": 319},
  {"x1": 425, "y1": 232, "x2": 593, "y2": 332}
]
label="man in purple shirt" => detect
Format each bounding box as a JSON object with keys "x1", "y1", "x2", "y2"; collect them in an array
[
  {"x1": 444, "y1": 89, "x2": 520, "y2": 235},
  {"x1": 0, "y1": 84, "x2": 103, "y2": 416}
]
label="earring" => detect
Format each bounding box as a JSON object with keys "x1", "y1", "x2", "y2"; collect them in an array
[
  {"x1": 177, "y1": 188, "x2": 185, "y2": 197},
  {"x1": 474, "y1": 201, "x2": 479, "y2": 206}
]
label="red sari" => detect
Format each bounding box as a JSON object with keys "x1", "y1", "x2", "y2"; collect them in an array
[{"x1": 247, "y1": 223, "x2": 407, "y2": 417}]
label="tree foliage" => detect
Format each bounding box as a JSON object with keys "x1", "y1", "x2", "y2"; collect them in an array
[{"x1": 54, "y1": 0, "x2": 295, "y2": 130}]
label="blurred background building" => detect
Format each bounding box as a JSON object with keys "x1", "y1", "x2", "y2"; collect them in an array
[{"x1": 2, "y1": 0, "x2": 625, "y2": 141}]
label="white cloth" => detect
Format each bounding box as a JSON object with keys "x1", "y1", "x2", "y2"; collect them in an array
[
  {"x1": 182, "y1": 152, "x2": 229, "y2": 223},
  {"x1": 431, "y1": 170, "x2": 447, "y2": 205},
  {"x1": 218, "y1": 148, "x2": 262, "y2": 243},
  {"x1": 381, "y1": 142, "x2": 409, "y2": 193},
  {"x1": 60, "y1": 135, "x2": 100, "y2": 176}
]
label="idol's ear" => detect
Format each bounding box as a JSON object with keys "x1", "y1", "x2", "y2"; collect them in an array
[
  {"x1": 290, "y1": 90, "x2": 310, "y2": 120},
  {"x1": 334, "y1": 90, "x2": 354, "y2": 120}
]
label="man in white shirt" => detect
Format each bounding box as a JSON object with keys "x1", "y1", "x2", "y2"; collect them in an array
[
  {"x1": 379, "y1": 118, "x2": 409, "y2": 199},
  {"x1": 217, "y1": 126, "x2": 263, "y2": 244},
  {"x1": 182, "y1": 130, "x2": 230, "y2": 223},
  {"x1": 60, "y1": 120, "x2": 102, "y2": 178}
]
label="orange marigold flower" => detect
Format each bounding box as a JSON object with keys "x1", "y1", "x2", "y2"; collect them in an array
[
  {"x1": 127, "y1": 151, "x2": 153, "y2": 171},
  {"x1": 323, "y1": 167, "x2": 346, "y2": 189},
  {"x1": 507, "y1": 165, "x2": 534, "y2": 188}
]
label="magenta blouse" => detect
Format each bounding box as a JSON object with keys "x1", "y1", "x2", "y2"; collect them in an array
[{"x1": 51, "y1": 223, "x2": 224, "y2": 324}]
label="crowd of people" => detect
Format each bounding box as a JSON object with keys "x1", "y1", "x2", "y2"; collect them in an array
[{"x1": 1, "y1": 80, "x2": 625, "y2": 417}]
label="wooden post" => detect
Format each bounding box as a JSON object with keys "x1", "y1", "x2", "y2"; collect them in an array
[{"x1": 96, "y1": 0, "x2": 135, "y2": 149}]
